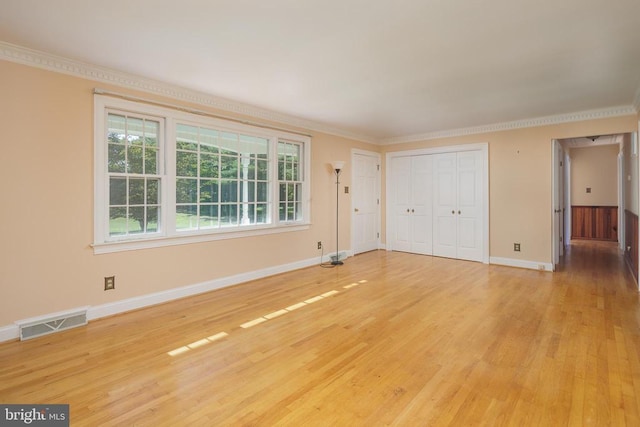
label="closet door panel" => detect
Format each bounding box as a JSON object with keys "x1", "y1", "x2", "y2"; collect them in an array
[{"x1": 456, "y1": 150, "x2": 483, "y2": 261}]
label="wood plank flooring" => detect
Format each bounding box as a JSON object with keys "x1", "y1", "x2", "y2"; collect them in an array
[{"x1": 1, "y1": 242, "x2": 640, "y2": 425}]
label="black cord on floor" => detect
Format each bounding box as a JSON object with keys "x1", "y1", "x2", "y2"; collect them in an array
[{"x1": 319, "y1": 244, "x2": 336, "y2": 268}]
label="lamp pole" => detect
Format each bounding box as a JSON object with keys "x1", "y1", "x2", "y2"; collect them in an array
[{"x1": 331, "y1": 161, "x2": 345, "y2": 266}]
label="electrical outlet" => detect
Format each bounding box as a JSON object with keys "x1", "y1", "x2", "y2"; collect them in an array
[
  {"x1": 317, "y1": 241, "x2": 322, "y2": 250},
  {"x1": 104, "y1": 276, "x2": 115, "y2": 291},
  {"x1": 514, "y1": 243, "x2": 521, "y2": 252}
]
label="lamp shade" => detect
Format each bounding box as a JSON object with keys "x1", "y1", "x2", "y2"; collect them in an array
[{"x1": 331, "y1": 160, "x2": 345, "y2": 172}]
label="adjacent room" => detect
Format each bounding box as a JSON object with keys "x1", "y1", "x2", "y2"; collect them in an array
[{"x1": 1, "y1": 1, "x2": 640, "y2": 425}]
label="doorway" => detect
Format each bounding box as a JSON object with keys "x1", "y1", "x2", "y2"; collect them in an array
[{"x1": 553, "y1": 134, "x2": 631, "y2": 273}]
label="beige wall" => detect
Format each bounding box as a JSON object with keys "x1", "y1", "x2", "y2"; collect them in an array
[
  {"x1": 0, "y1": 60, "x2": 372, "y2": 325},
  {"x1": 1, "y1": 58, "x2": 638, "y2": 327},
  {"x1": 569, "y1": 145, "x2": 619, "y2": 206}
]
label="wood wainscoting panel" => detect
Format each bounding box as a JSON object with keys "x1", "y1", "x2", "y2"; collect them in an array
[
  {"x1": 572, "y1": 205, "x2": 618, "y2": 241},
  {"x1": 625, "y1": 209, "x2": 638, "y2": 282}
]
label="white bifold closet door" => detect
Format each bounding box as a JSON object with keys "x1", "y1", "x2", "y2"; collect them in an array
[
  {"x1": 433, "y1": 151, "x2": 483, "y2": 262},
  {"x1": 389, "y1": 155, "x2": 433, "y2": 255}
]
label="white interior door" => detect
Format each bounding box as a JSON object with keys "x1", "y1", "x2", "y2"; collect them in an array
[
  {"x1": 456, "y1": 150, "x2": 483, "y2": 262},
  {"x1": 411, "y1": 155, "x2": 433, "y2": 255},
  {"x1": 390, "y1": 156, "x2": 411, "y2": 252},
  {"x1": 352, "y1": 151, "x2": 380, "y2": 254},
  {"x1": 433, "y1": 151, "x2": 482, "y2": 261},
  {"x1": 433, "y1": 153, "x2": 458, "y2": 258}
]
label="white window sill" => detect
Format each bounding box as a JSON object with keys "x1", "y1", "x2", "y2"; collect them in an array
[{"x1": 92, "y1": 223, "x2": 310, "y2": 254}]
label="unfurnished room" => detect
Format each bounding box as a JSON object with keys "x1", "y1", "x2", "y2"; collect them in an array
[{"x1": 1, "y1": 1, "x2": 640, "y2": 425}]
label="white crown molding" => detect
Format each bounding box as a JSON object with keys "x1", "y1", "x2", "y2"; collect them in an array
[
  {"x1": 0, "y1": 41, "x2": 377, "y2": 144},
  {"x1": 381, "y1": 105, "x2": 638, "y2": 145},
  {"x1": 2, "y1": 41, "x2": 638, "y2": 146}
]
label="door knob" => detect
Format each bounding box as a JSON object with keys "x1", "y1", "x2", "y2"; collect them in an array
[
  {"x1": 411, "y1": 209, "x2": 415, "y2": 213},
  {"x1": 407, "y1": 209, "x2": 410, "y2": 213},
  {"x1": 458, "y1": 210, "x2": 461, "y2": 215},
  {"x1": 354, "y1": 208, "x2": 359, "y2": 212},
  {"x1": 451, "y1": 210, "x2": 455, "y2": 214}
]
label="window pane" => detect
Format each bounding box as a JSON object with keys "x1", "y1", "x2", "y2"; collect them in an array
[
  {"x1": 246, "y1": 158, "x2": 256, "y2": 180},
  {"x1": 176, "y1": 124, "x2": 198, "y2": 151},
  {"x1": 127, "y1": 145, "x2": 144, "y2": 174},
  {"x1": 144, "y1": 120, "x2": 158, "y2": 147},
  {"x1": 108, "y1": 144, "x2": 126, "y2": 173},
  {"x1": 279, "y1": 183, "x2": 286, "y2": 201},
  {"x1": 220, "y1": 204, "x2": 238, "y2": 226},
  {"x1": 145, "y1": 147, "x2": 158, "y2": 174},
  {"x1": 220, "y1": 132, "x2": 238, "y2": 155},
  {"x1": 220, "y1": 180, "x2": 238, "y2": 203},
  {"x1": 129, "y1": 178, "x2": 145, "y2": 205},
  {"x1": 279, "y1": 203, "x2": 286, "y2": 221},
  {"x1": 199, "y1": 205, "x2": 218, "y2": 228},
  {"x1": 176, "y1": 178, "x2": 197, "y2": 204},
  {"x1": 200, "y1": 128, "x2": 219, "y2": 153},
  {"x1": 176, "y1": 205, "x2": 198, "y2": 230},
  {"x1": 245, "y1": 181, "x2": 255, "y2": 202},
  {"x1": 200, "y1": 180, "x2": 219, "y2": 203},
  {"x1": 240, "y1": 135, "x2": 268, "y2": 158},
  {"x1": 292, "y1": 161, "x2": 299, "y2": 181},
  {"x1": 146, "y1": 179, "x2": 159, "y2": 204},
  {"x1": 295, "y1": 183, "x2": 302, "y2": 202},
  {"x1": 278, "y1": 159, "x2": 285, "y2": 180},
  {"x1": 176, "y1": 151, "x2": 198, "y2": 177},
  {"x1": 128, "y1": 207, "x2": 145, "y2": 233},
  {"x1": 200, "y1": 153, "x2": 218, "y2": 178},
  {"x1": 109, "y1": 207, "x2": 127, "y2": 235},
  {"x1": 294, "y1": 202, "x2": 302, "y2": 220},
  {"x1": 146, "y1": 207, "x2": 159, "y2": 232},
  {"x1": 257, "y1": 182, "x2": 268, "y2": 202},
  {"x1": 220, "y1": 155, "x2": 238, "y2": 179},
  {"x1": 109, "y1": 177, "x2": 127, "y2": 205},
  {"x1": 257, "y1": 159, "x2": 268, "y2": 180},
  {"x1": 128, "y1": 117, "x2": 144, "y2": 146},
  {"x1": 256, "y1": 203, "x2": 268, "y2": 223},
  {"x1": 107, "y1": 114, "x2": 126, "y2": 142},
  {"x1": 287, "y1": 183, "x2": 295, "y2": 202}
]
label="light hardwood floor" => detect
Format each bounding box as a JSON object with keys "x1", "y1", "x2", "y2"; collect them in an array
[{"x1": 1, "y1": 242, "x2": 639, "y2": 426}]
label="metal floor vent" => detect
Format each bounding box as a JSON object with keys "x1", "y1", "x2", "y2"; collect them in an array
[{"x1": 19, "y1": 309, "x2": 87, "y2": 340}]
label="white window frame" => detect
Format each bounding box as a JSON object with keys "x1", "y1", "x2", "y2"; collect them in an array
[{"x1": 93, "y1": 95, "x2": 311, "y2": 254}]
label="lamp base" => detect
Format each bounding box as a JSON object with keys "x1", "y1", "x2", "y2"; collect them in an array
[{"x1": 331, "y1": 260, "x2": 344, "y2": 266}]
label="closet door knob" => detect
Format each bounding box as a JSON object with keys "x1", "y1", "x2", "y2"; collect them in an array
[
  {"x1": 451, "y1": 210, "x2": 455, "y2": 214},
  {"x1": 411, "y1": 209, "x2": 415, "y2": 213},
  {"x1": 458, "y1": 210, "x2": 461, "y2": 215},
  {"x1": 407, "y1": 209, "x2": 410, "y2": 213}
]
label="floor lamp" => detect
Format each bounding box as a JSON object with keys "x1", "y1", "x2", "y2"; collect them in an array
[{"x1": 331, "y1": 160, "x2": 345, "y2": 266}]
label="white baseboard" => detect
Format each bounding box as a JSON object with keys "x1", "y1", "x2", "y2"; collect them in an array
[
  {"x1": 490, "y1": 256, "x2": 553, "y2": 272},
  {"x1": 0, "y1": 324, "x2": 19, "y2": 342},
  {"x1": 0, "y1": 255, "x2": 328, "y2": 343},
  {"x1": 87, "y1": 255, "x2": 324, "y2": 321}
]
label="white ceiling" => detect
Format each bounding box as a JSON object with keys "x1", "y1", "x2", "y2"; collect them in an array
[{"x1": 1, "y1": 0, "x2": 639, "y2": 142}]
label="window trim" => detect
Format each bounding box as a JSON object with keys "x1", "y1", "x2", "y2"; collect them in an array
[{"x1": 93, "y1": 95, "x2": 311, "y2": 254}]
